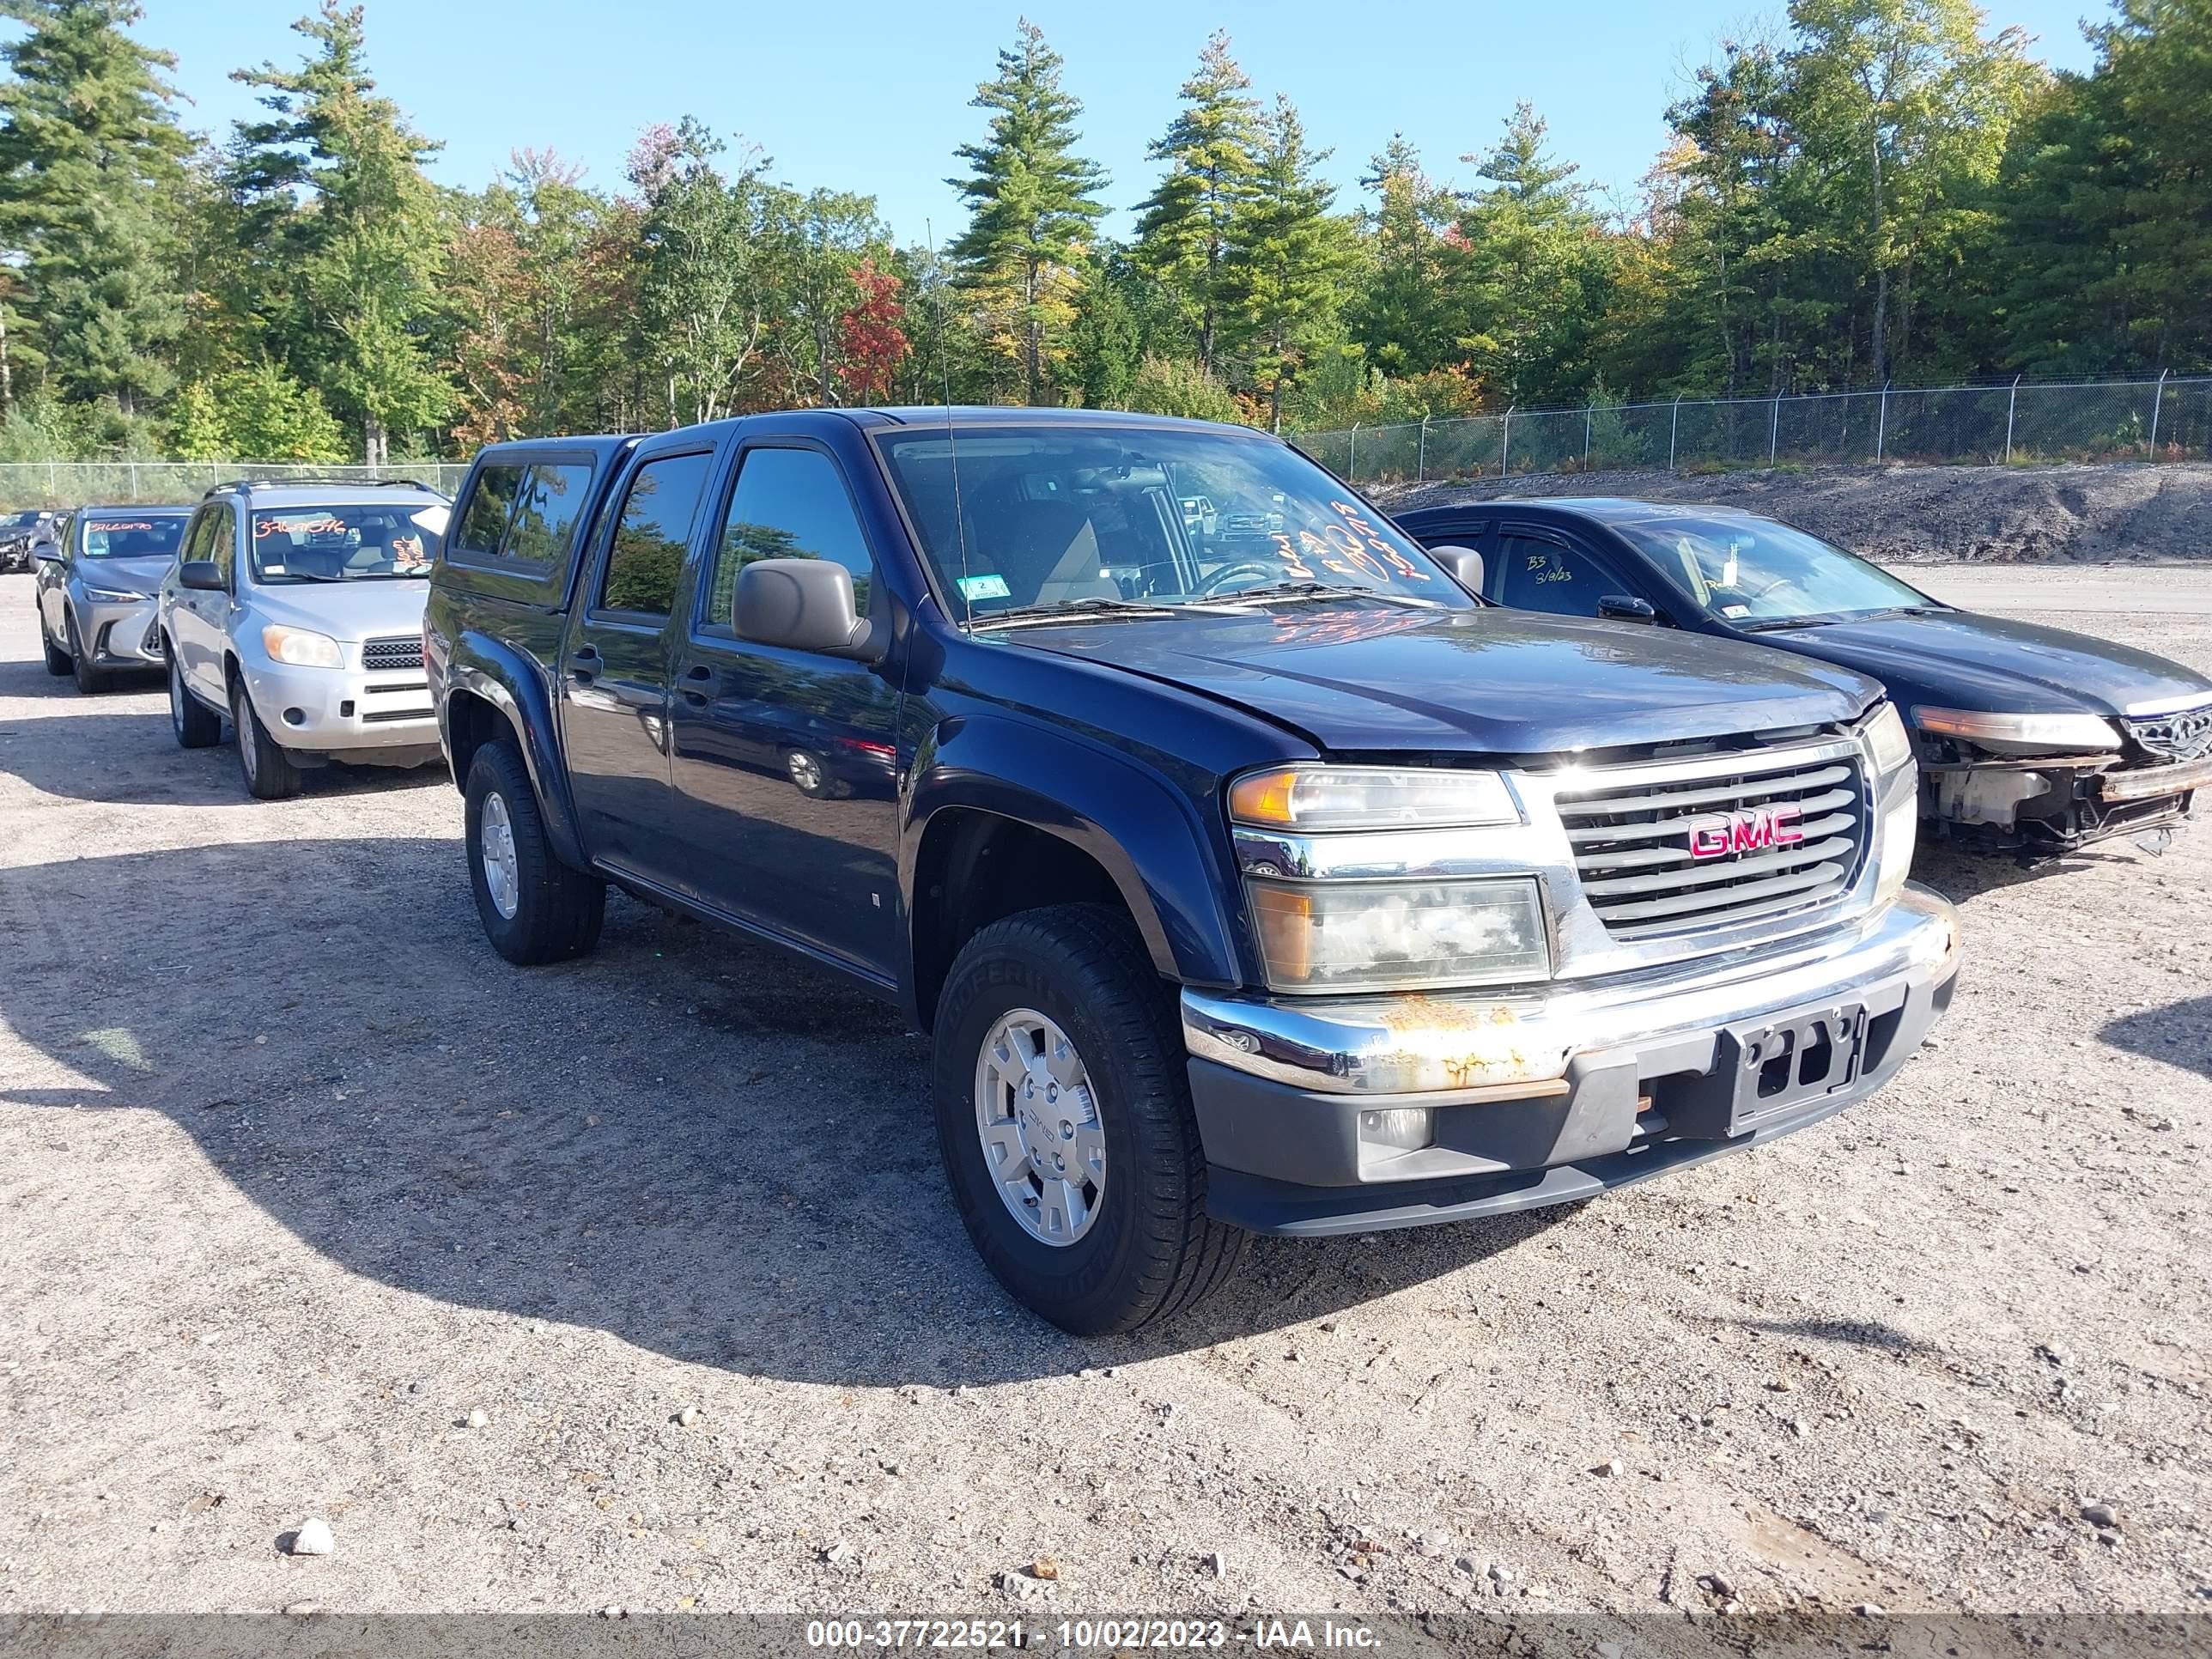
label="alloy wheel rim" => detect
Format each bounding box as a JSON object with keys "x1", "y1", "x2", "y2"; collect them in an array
[
  {"x1": 787, "y1": 751, "x2": 823, "y2": 793},
  {"x1": 168, "y1": 659, "x2": 184, "y2": 732},
  {"x1": 972, "y1": 1007, "x2": 1106, "y2": 1248},
  {"x1": 480, "y1": 791, "x2": 521, "y2": 920}
]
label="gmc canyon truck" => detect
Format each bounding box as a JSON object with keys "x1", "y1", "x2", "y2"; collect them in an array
[{"x1": 423, "y1": 410, "x2": 1961, "y2": 1335}]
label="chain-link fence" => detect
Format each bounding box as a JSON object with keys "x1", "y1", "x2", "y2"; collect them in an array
[
  {"x1": 0, "y1": 460, "x2": 470, "y2": 510},
  {"x1": 1296, "y1": 373, "x2": 2212, "y2": 486}
]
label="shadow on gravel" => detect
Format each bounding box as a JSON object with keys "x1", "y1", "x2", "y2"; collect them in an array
[
  {"x1": 1735, "y1": 1316, "x2": 1930, "y2": 1355},
  {"x1": 2100, "y1": 996, "x2": 2212, "y2": 1080},
  {"x1": 0, "y1": 836, "x2": 1557, "y2": 1387},
  {"x1": 0, "y1": 707, "x2": 447, "y2": 805},
  {"x1": 1905, "y1": 837, "x2": 2168, "y2": 908}
]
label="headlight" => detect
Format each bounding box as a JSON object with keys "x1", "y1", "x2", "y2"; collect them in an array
[
  {"x1": 1231, "y1": 765, "x2": 1519, "y2": 830},
  {"x1": 261, "y1": 624, "x2": 344, "y2": 668},
  {"x1": 1912, "y1": 707, "x2": 2120, "y2": 753},
  {"x1": 1859, "y1": 702, "x2": 1913, "y2": 775},
  {"x1": 1248, "y1": 877, "x2": 1550, "y2": 993},
  {"x1": 83, "y1": 584, "x2": 149, "y2": 603}
]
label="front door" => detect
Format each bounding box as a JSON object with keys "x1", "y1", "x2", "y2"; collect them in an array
[
  {"x1": 171, "y1": 504, "x2": 236, "y2": 697},
  {"x1": 1492, "y1": 523, "x2": 1645, "y2": 617},
  {"x1": 667, "y1": 441, "x2": 902, "y2": 979},
  {"x1": 561, "y1": 447, "x2": 716, "y2": 884}
]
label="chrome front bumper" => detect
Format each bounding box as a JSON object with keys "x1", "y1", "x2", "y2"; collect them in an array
[
  {"x1": 240, "y1": 652, "x2": 438, "y2": 756},
  {"x1": 1183, "y1": 886, "x2": 1960, "y2": 1233},
  {"x1": 1183, "y1": 885, "x2": 1960, "y2": 1096}
]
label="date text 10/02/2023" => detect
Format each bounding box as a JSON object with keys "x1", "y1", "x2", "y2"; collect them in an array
[{"x1": 802, "y1": 1617, "x2": 1383, "y2": 1650}]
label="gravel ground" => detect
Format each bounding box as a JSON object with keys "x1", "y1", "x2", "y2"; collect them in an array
[
  {"x1": 1378, "y1": 460, "x2": 2212, "y2": 565},
  {"x1": 1, "y1": 568, "x2": 2207, "y2": 1621}
]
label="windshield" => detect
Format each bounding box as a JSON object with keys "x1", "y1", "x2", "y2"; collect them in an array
[
  {"x1": 246, "y1": 502, "x2": 447, "y2": 584},
  {"x1": 82, "y1": 514, "x2": 187, "y2": 558},
  {"x1": 875, "y1": 422, "x2": 1467, "y2": 622},
  {"x1": 1615, "y1": 514, "x2": 1931, "y2": 625}
]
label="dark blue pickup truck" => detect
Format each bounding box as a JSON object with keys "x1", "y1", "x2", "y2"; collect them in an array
[{"x1": 423, "y1": 409, "x2": 1960, "y2": 1334}]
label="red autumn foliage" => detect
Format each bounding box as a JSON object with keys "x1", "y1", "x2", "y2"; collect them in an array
[{"x1": 835, "y1": 258, "x2": 911, "y2": 404}]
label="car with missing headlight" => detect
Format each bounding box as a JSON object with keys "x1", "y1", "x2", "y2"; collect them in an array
[
  {"x1": 425, "y1": 411, "x2": 1960, "y2": 1335},
  {"x1": 155, "y1": 478, "x2": 452, "y2": 799},
  {"x1": 34, "y1": 504, "x2": 192, "y2": 693},
  {"x1": 1394, "y1": 499, "x2": 2212, "y2": 858}
]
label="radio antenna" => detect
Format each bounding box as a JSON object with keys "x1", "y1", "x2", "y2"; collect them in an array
[{"x1": 924, "y1": 219, "x2": 972, "y2": 630}]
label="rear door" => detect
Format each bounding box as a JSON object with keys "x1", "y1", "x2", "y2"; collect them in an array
[
  {"x1": 560, "y1": 441, "x2": 718, "y2": 884},
  {"x1": 666, "y1": 436, "x2": 902, "y2": 977}
]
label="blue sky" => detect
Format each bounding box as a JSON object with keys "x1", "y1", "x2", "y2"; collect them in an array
[{"x1": 136, "y1": 0, "x2": 2105, "y2": 242}]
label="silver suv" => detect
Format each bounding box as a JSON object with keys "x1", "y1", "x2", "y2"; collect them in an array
[{"x1": 156, "y1": 479, "x2": 452, "y2": 799}]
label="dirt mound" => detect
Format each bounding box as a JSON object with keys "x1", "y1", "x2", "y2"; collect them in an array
[{"x1": 1376, "y1": 459, "x2": 2212, "y2": 564}]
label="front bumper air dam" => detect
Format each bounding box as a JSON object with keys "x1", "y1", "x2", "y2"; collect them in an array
[
  {"x1": 81, "y1": 595, "x2": 163, "y2": 666},
  {"x1": 1182, "y1": 885, "x2": 1960, "y2": 1237},
  {"x1": 242, "y1": 652, "x2": 438, "y2": 758}
]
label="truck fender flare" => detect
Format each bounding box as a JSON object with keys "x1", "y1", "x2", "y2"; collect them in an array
[
  {"x1": 906, "y1": 714, "x2": 1244, "y2": 990},
  {"x1": 443, "y1": 633, "x2": 588, "y2": 871}
]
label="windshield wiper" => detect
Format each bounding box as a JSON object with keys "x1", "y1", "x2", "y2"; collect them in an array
[
  {"x1": 969, "y1": 596, "x2": 1233, "y2": 631},
  {"x1": 1224, "y1": 580, "x2": 1441, "y2": 609},
  {"x1": 1737, "y1": 604, "x2": 1941, "y2": 632}
]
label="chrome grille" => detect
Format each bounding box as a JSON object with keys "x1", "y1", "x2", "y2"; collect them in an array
[
  {"x1": 362, "y1": 635, "x2": 423, "y2": 672},
  {"x1": 1554, "y1": 744, "x2": 1869, "y2": 942},
  {"x1": 2126, "y1": 708, "x2": 2212, "y2": 763}
]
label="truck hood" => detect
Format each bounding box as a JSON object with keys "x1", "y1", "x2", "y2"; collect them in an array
[
  {"x1": 249, "y1": 580, "x2": 431, "y2": 645},
  {"x1": 1748, "y1": 608, "x2": 2212, "y2": 718},
  {"x1": 1014, "y1": 605, "x2": 1880, "y2": 755}
]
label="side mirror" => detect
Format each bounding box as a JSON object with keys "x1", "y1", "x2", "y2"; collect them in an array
[
  {"x1": 735, "y1": 558, "x2": 879, "y2": 660},
  {"x1": 1597, "y1": 594, "x2": 1658, "y2": 623},
  {"x1": 179, "y1": 560, "x2": 226, "y2": 592},
  {"x1": 32, "y1": 542, "x2": 62, "y2": 563},
  {"x1": 1427, "y1": 544, "x2": 1483, "y2": 594}
]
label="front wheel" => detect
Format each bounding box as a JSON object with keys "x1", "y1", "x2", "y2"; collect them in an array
[
  {"x1": 42, "y1": 612, "x2": 70, "y2": 677},
  {"x1": 67, "y1": 612, "x2": 111, "y2": 695},
  {"x1": 169, "y1": 647, "x2": 221, "y2": 748},
  {"x1": 933, "y1": 903, "x2": 1244, "y2": 1336},
  {"x1": 464, "y1": 739, "x2": 605, "y2": 964},
  {"x1": 231, "y1": 678, "x2": 301, "y2": 799}
]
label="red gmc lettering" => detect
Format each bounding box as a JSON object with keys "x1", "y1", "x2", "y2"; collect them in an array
[{"x1": 1688, "y1": 804, "x2": 1804, "y2": 860}]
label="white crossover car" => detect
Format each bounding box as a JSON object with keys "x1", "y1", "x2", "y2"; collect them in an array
[{"x1": 156, "y1": 479, "x2": 453, "y2": 799}]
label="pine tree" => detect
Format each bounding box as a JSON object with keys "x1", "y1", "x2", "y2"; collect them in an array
[
  {"x1": 228, "y1": 2, "x2": 451, "y2": 462},
  {"x1": 1131, "y1": 32, "x2": 1263, "y2": 375},
  {"x1": 1070, "y1": 259, "x2": 1141, "y2": 410},
  {"x1": 1222, "y1": 97, "x2": 1350, "y2": 428},
  {"x1": 1346, "y1": 137, "x2": 1460, "y2": 376},
  {"x1": 0, "y1": 0, "x2": 191, "y2": 416},
  {"x1": 947, "y1": 20, "x2": 1108, "y2": 403},
  {"x1": 1449, "y1": 103, "x2": 1615, "y2": 405}
]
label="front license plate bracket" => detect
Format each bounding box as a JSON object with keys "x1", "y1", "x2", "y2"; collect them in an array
[{"x1": 1661, "y1": 1003, "x2": 1868, "y2": 1138}]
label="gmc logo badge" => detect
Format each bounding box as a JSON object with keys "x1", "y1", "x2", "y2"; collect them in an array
[{"x1": 1688, "y1": 803, "x2": 1804, "y2": 860}]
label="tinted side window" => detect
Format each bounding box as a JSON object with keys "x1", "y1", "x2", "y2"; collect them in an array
[
  {"x1": 708, "y1": 447, "x2": 874, "y2": 628},
  {"x1": 180, "y1": 508, "x2": 216, "y2": 565},
  {"x1": 1496, "y1": 532, "x2": 1610, "y2": 617},
  {"x1": 453, "y1": 465, "x2": 524, "y2": 560},
  {"x1": 209, "y1": 506, "x2": 237, "y2": 583},
  {"x1": 505, "y1": 464, "x2": 593, "y2": 567},
  {"x1": 598, "y1": 452, "x2": 712, "y2": 617}
]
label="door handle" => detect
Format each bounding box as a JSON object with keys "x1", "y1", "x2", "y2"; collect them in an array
[
  {"x1": 679, "y1": 663, "x2": 713, "y2": 705},
  {"x1": 568, "y1": 646, "x2": 600, "y2": 684}
]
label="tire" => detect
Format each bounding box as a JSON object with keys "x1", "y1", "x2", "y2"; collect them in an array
[
  {"x1": 464, "y1": 738, "x2": 605, "y2": 965},
  {"x1": 67, "y1": 612, "x2": 111, "y2": 695},
  {"x1": 42, "y1": 617, "x2": 70, "y2": 677},
  {"x1": 933, "y1": 903, "x2": 1245, "y2": 1336},
  {"x1": 784, "y1": 748, "x2": 833, "y2": 798},
  {"x1": 168, "y1": 645, "x2": 221, "y2": 748},
  {"x1": 230, "y1": 676, "x2": 302, "y2": 799}
]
